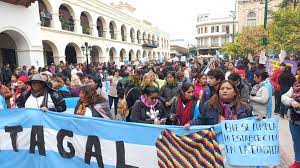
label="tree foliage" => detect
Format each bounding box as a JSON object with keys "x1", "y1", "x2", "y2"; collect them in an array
[{"x1": 268, "y1": 6, "x2": 300, "y2": 55}]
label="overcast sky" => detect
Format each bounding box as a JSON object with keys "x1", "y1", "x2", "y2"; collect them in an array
[{"x1": 105, "y1": 0, "x2": 236, "y2": 44}]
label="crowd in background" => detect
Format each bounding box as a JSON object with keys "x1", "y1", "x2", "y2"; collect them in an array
[{"x1": 0, "y1": 56, "x2": 300, "y2": 167}]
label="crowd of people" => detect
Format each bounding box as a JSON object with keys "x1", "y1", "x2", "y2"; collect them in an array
[{"x1": 0, "y1": 56, "x2": 300, "y2": 167}]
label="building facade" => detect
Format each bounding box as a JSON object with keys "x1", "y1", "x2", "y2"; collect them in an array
[
  {"x1": 0, "y1": 0, "x2": 170, "y2": 68},
  {"x1": 195, "y1": 13, "x2": 238, "y2": 55},
  {"x1": 237, "y1": 0, "x2": 282, "y2": 31}
]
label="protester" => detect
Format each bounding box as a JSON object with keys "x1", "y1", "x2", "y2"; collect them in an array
[
  {"x1": 202, "y1": 68, "x2": 225, "y2": 103},
  {"x1": 281, "y1": 75, "x2": 300, "y2": 168},
  {"x1": 108, "y1": 70, "x2": 122, "y2": 115},
  {"x1": 169, "y1": 82, "x2": 199, "y2": 126},
  {"x1": 185, "y1": 80, "x2": 252, "y2": 127},
  {"x1": 228, "y1": 73, "x2": 250, "y2": 103},
  {"x1": 74, "y1": 85, "x2": 111, "y2": 118},
  {"x1": 131, "y1": 86, "x2": 166, "y2": 124},
  {"x1": 68, "y1": 75, "x2": 82, "y2": 97},
  {"x1": 270, "y1": 62, "x2": 285, "y2": 115},
  {"x1": 124, "y1": 70, "x2": 143, "y2": 121},
  {"x1": 247, "y1": 61, "x2": 258, "y2": 87},
  {"x1": 193, "y1": 73, "x2": 207, "y2": 100},
  {"x1": 279, "y1": 66, "x2": 296, "y2": 118},
  {"x1": 11, "y1": 75, "x2": 30, "y2": 108},
  {"x1": 250, "y1": 71, "x2": 273, "y2": 118},
  {"x1": 225, "y1": 62, "x2": 237, "y2": 80},
  {"x1": 51, "y1": 75, "x2": 71, "y2": 98},
  {"x1": 16, "y1": 74, "x2": 66, "y2": 112},
  {"x1": 0, "y1": 80, "x2": 12, "y2": 108},
  {"x1": 87, "y1": 75, "x2": 102, "y2": 95}
]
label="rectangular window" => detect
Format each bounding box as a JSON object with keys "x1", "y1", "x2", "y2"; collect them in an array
[
  {"x1": 221, "y1": 37, "x2": 229, "y2": 46},
  {"x1": 222, "y1": 25, "x2": 226, "y2": 32},
  {"x1": 247, "y1": 19, "x2": 256, "y2": 27},
  {"x1": 211, "y1": 37, "x2": 219, "y2": 47},
  {"x1": 211, "y1": 26, "x2": 214, "y2": 33},
  {"x1": 205, "y1": 27, "x2": 208, "y2": 33},
  {"x1": 201, "y1": 27, "x2": 203, "y2": 34},
  {"x1": 226, "y1": 25, "x2": 230, "y2": 34},
  {"x1": 216, "y1": 26, "x2": 219, "y2": 32}
]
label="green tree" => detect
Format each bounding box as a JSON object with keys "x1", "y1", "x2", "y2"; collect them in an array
[
  {"x1": 236, "y1": 26, "x2": 268, "y2": 55},
  {"x1": 221, "y1": 42, "x2": 242, "y2": 58},
  {"x1": 268, "y1": 6, "x2": 300, "y2": 55},
  {"x1": 189, "y1": 47, "x2": 198, "y2": 57},
  {"x1": 280, "y1": 0, "x2": 299, "y2": 8}
]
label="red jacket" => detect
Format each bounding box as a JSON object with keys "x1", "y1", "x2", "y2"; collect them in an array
[{"x1": 269, "y1": 69, "x2": 282, "y2": 92}]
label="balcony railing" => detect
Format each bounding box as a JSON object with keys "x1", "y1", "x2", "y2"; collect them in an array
[
  {"x1": 142, "y1": 42, "x2": 158, "y2": 48},
  {"x1": 122, "y1": 36, "x2": 127, "y2": 42},
  {"x1": 82, "y1": 26, "x2": 90, "y2": 35},
  {"x1": 40, "y1": 11, "x2": 52, "y2": 27},
  {"x1": 60, "y1": 16, "x2": 74, "y2": 31}
]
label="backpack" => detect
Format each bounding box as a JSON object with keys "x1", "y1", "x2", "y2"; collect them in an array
[{"x1": 117, "y1": 88, "x2": 134, "y2": 117}]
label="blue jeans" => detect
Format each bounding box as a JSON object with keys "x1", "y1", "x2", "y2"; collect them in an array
[
  {"x1": 108, "y1": 96, "x2": 119, "y2": 115},
  {"x1": 290, "y1": 122, "x2": 300, "y2": 161}
]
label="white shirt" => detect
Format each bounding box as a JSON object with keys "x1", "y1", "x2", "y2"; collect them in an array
[
  {"x1": 25, "y1": 94, "x2": 55, "y2": 109},
  {"x1": 71, "y1": 68, "x2": 83, "y2": 76},
  {"x1": 85, "y1": 108, "x2": 92, "y2": 117}
]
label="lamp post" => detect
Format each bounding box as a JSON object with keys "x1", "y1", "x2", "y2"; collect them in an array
[
  {"x1": 230, "y1": 10, "x2": 236, "y2": 43},
  {"x1": 261, "y1": 0, "x2": 269, "y2": 46},
  {"x1": 81, "y1": 42, "x2": 92, "y2": 74}
]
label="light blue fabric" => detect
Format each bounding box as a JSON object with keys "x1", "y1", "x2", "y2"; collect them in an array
[
  {"x1": 0, "y1": 95, "x2": 7, "y2": 109},
  {"x1": 57, "y1": 85, "x2": 70, "y2": 93},
  {"x1": 262, "y1": 80, "x2": 274, "y2": 118},
  {"x1": 193, "y1": 100, "x2": 200, "y2": 119}
]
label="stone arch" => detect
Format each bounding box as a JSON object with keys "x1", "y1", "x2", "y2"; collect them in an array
[
  {"x1": 38, "y1": 0, "x2": 54, "y2": 28},
  {"x1": 0, "y1": 29, "x2": 31, "y2": 68},
  {"x1": 96, "y1": 16, "x2": 106, "y2": 38},
  {"x1": 59, "y1": 3, "x2": 75, "y2": 32},
  {"x1": 109, "y1": 21, "x2": 117, "y2": 40},
  {"x1": 130, "y1": 28, "x2": 135, "y2": 43},
  {"x1": 65, "y1": 42, "x2": 81, "y2": 64},
  {"x1": 121, "y1": 25, "x2": 127, "y2": 42},
  {"x1": 147, "y1": 33, "x2": 151, "y2": 44},
  {"x1": 153, "y1": 51, "x2": 157, "y2": 60},
  {"x1": 42, "y1": 40, "x2": 59, "y2": 65},
  {"x1": 129, "y1": 49, "x2": 135, "y2": 62},
  {"x1": 109, "y1": 47, "x2": 117, "y2": 62},
  {"x1": 142, "y1": 32, "x2": 147, "y2": 43},
  {"x1": 120, "y1": 48, "x2": 126, "y2": 62},
  {"x1": 80, "y1": 11, "x2": 93, "y2": 35},
  {"x1": 148, "y1": 51, "x2": 152, "y2": 60},
  {"x1": 137, "y1": 30, "x2": 141, "y2": 44},
  {"x1": 143, "y1": 50, "x2": 147, "y2": 58},
  {"x1": 91, "y1": 45, "x2": 103, "y2": 64},
  {"x1": 136, "y1": 50, "x2": 141, "y2": 61}
]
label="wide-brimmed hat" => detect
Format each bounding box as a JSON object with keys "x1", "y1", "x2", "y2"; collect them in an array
[{"x1": 26, "y1": 74, "x2": 48, "y2": 85}]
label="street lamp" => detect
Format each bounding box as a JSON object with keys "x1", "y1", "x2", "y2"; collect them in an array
[
  {"x1": 230, "y1": 10, "x2": 236, "y2": 43},
  {"x1": 260, "y1": 0, "x2": 269, "y2": 46},
  {"x1": 81, "y1": 42, "x2": 92, "y2": 74}
]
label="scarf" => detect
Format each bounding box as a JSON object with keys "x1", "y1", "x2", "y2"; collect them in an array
[
  {"x1": 220, "y1": 101, "x2": 237, "y2": 120},
  {"x1": 293, "y1": 80, "x2": 300, "y2": 99},
  {"x1": 140, "y1": 95, "x2": 158, "y2": 110},
  {"x1": 176, "y1": 95, "x2": 193, "y2": 126}
]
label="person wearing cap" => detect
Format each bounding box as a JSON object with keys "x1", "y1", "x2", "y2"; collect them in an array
[
  {"x1": 11, "y1": 75, "x2": 30, "y2": 108},
  {"x1": 16, "y1": 74, "x2": 66, "y2": 112},
  {"x1": 237, "y1": 69, "x2": 251, "y2": 91}
]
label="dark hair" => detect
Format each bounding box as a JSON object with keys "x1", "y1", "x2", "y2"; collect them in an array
[
  {"x1": 166, "y1": 71, "x2": 176, "y2": 78},
  {"x1": 197, "y1": 73, "x2": 207, "y2": 80},
  {"x1": 280, "y1": 62, "x2": 286, "y2": 67},
  {"x1": 254, "y1": 71, "x2": 269, "y2": 81},
  {"x1": 87, "y1": 75, "x2": 101, "y2": 88},
  {"x1": 207, "y1": 68, "x2": 225, "y2": 81},
  {"x1": 80, "y1": 85, "x2": 106, "y2": 105},
  {"x1": 113, "y1": 69, "x2": 120, "y2": 76},
  {"x1": 284, "y1": 66, "x2": 292, "y2": 73},
  {"x1": 228, "y1": 73, "x2": 241, "y2": 82},
  {"x1": 143, "y1": 86, "x2": 159, "y2": 96},
  {"x1": 180, "y1": 82, "x2": 194, "y2": 96},
  {"x1": 209, "y1": 80, "x2": 247, "y2": 114}
]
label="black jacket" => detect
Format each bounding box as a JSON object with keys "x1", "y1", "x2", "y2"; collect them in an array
[
  {"x1": 279, "y1": 71, "x2": 296, "y2": 94},
  {"x1": 131, "y1": 99, "x2": 166, "y2": 124},
  {"x1": 16, "y1": 89, "x2": 66, "y2": 112}
]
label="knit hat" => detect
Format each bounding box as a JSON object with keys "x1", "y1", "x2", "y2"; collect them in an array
[
  {"x1": 236, "y1": 70, "x2": 246, "y2": 75},
  {"x1": 17, "y1": 75, "x2": 29, "y2": 83}
]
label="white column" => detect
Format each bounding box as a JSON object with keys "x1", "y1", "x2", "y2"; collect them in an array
[
  {"x1": 17, "y1": 49, "x2": 44, "y2": 68},
  {"x1": 52, "y1": 13, "x2": 61, "y2": 30},
  {"x1": 92, "y1": 24, "x2": 98, "y2": 37},
  {"x1": 75, "y1": 19, "x2": 82, "y2": 34}
]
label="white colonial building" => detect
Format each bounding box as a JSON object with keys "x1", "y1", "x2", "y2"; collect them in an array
[
  {"x1": 236, "y1": 0, "x2": 282, "y2": 31},
  {"x1": 195, "y1": 13, "x2": 238, "y2": 55},
  {"x1": 0, "y1": 0, "x2": 170, "y2": 68}
]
